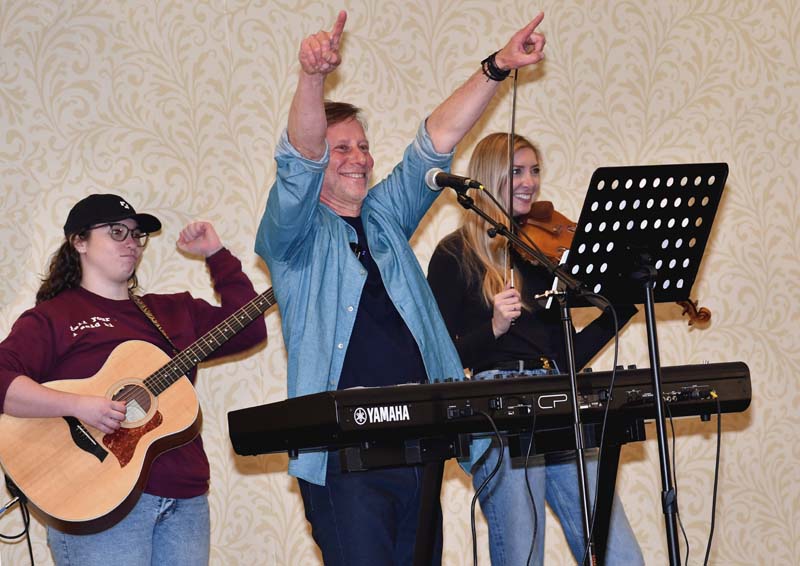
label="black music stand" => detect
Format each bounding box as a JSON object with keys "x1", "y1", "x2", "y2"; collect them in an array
[{"x1": 565, "y1": 162, "x2": 728, "y2": 565}]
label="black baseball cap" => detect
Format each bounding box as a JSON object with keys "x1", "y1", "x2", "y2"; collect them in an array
[{"x1": 63, "y1": 193, "x2": 162, "y2": 237}]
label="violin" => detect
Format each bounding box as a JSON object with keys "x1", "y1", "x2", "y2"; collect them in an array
[
  {"x1": 516, "y1": 200, "x2": 711, "y2": 328},
  {"x1": 516, "y1": 200, "x2": 577, "y2": 264}
]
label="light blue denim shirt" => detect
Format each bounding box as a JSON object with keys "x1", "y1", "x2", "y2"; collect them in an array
[{"x1": 256, "y1": 121, "x2": 484, "y2": 485}]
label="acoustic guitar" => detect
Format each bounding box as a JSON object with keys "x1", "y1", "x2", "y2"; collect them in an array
[{"x1": 0, "y1": 288, "x2": 275, "y2": 533}]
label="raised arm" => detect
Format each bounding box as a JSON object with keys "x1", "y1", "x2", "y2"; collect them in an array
[
  {"x1": 287, "y1": 10, "x2": 347, "y2": 160},
  {"x1": 176, "y1": 220, "x2": 224, "y2": 258},
  {"x1": 426, "y1": 13, "x2": 547, "y2": 154}
]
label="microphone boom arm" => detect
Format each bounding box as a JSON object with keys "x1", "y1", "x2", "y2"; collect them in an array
[{"x1": 454, "y1": 192, "x2": 602, "y2": 308}]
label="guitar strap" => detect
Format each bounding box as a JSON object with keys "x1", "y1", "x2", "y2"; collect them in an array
[{"x1": 130, "y1": 294, "x2": 179, "y2": 355}]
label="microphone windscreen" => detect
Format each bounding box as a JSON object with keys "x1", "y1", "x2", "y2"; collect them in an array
[{"x1": 424, "y1": 168, "x2": 444, "y2": 192}]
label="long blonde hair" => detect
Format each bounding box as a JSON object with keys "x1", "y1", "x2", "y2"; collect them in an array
[{"x1": 457, "y1": 132, "x2": 541, "y2": 307}]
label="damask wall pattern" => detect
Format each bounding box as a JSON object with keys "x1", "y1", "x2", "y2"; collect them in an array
[{"x1": 1, "y1": 1, "x2": 798, "y2": 564}]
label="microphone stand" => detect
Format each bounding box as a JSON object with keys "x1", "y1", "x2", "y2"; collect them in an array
[{"x1": 454, "y1": 189, "x2": 600, "y2": 565}]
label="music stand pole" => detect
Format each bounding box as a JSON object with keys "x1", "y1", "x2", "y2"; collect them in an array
[
  {"x1": 557, "y1": 293, "x2": 596, "y2": 565},
  {"x1": 454, "y1": 191, "x2": 597, "y2": 562},
  {"x1": 635, "y1": 266, "x2": 681, "y2": 564}
]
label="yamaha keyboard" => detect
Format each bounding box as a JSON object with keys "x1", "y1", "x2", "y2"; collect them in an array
[{"x1": 229, "y1": 361, "x2": 750, "y2": 457}]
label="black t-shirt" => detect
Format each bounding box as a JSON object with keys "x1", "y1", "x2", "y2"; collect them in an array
[{"x1": 337, "y1": 216, "x2": 427, "y2": 389}]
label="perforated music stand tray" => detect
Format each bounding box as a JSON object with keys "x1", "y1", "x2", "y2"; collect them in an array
[
  {"x1": 566, "y1": 163, "x2": 728, "y2": 306},
  {"x1": 564, "y1": 162, "x2": 728, "y2": 565}
]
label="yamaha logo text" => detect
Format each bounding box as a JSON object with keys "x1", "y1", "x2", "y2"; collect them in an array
[{"x1": 353, "y1": 405, "x2": 411, "y2": 426}]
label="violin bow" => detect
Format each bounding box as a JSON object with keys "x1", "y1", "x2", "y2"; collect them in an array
[{"x1": 505, "y1": 69, "x2": 520, "y2": 288}]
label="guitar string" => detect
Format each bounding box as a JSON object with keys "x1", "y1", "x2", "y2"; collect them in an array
[
  {"x1": 132, "y1": 292, "x2": 273, "y2": 398},
  {"x1": 111, "y1": 289, "x2": 274, "y2": 404}
]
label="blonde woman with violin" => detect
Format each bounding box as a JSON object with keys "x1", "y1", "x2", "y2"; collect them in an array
[{"x1": 427, "y1": 133, "x2": 644, "y2": 565}]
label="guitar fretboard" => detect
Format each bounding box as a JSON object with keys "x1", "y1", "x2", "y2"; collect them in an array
[{"x1": 144, "y1": 288, "x2": 275, "y2": 396}]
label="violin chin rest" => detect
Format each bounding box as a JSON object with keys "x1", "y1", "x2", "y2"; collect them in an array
[{"x1": 527, "y1": 199, "x2": 555, "y2": 220}]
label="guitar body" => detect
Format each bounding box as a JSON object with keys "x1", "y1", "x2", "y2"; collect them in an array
[{"x1": 0, "y1": 340, "x2": 200, "y2": 533}]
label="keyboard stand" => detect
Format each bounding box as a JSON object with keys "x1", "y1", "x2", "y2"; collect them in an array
[{"x1": 336, "y1": 437, "x2": 468, "y2": 566}]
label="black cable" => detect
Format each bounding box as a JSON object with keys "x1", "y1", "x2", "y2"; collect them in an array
[
  {"x1": 471, "y1": 411, "x2": 505, "y2": 566},
  {"x1": 22, "y1": 500, "x2": 34, "y2": 565},
  {"x1": 580, "y1": 292, "x2": 618, "y2": 566},
  {"x1": 1, "y1": 476, "x2": 34, "y2": 564},
  {"x1": 0, "y1": 501, "x2": 34, "y2": 565},
  {"x1": 665, "y1": 402, "x2": 691, "y2": 565},
  {"x1": 703, "y1": 394, "x2": 722, "y2": 565},
  {"x1": 0, "y1": 515, "x2": 24, "y2": 539},
  {"x1": 0, "y1": 499, "x2": 25, "y2": 539},
  {"x1": 524, "y1": 396, "x2": 539, "y2": 566}
]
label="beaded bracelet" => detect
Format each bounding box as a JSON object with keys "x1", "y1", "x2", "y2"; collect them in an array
[{"x1": 480, "y1": 51, "x2": 511, "y2": 81}]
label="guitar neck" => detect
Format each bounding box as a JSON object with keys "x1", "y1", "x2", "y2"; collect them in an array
[{"x1": 145, "y1": 288, "x2": 275, "y2": 395}]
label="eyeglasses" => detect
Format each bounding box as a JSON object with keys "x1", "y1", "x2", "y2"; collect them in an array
[{"x1": 91, "y1": 222, "x2": 149, "y2": 247}]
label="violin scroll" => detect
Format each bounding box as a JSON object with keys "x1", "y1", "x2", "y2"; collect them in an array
[{"x1": 677, "y1": 299, "x2": 711, "y2": 328}]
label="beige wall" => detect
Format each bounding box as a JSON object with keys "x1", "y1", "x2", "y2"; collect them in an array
[{"x1": 1, "y1": 1, "x2": 798, "y2": 564}]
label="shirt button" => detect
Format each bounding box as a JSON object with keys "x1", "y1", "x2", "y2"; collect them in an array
[
  {"x1": 347, "y1": 305, "x2": 354, "y2": 312},
  {"x1": 337, "y1": 343, "x2": 344, "y2": 349},
  {"x1": 360, "y1": 269, "x2": 367, "y2": 276}
]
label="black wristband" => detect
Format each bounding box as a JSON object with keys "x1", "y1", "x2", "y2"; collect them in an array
[{"x1": 481, "y1": 51, "x2": 511, "y2": 82}]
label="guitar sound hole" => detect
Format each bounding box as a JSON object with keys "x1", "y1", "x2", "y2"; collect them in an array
[{"x1": 113, "y1": 384, "x2": 152, "y2": 424}]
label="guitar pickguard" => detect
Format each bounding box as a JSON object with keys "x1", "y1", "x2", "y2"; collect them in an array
[{"x1": 102, "y1": 411, "x2": 163, "y2": 467}]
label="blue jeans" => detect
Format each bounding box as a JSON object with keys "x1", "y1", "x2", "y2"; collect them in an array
[
  {"x1": 473, "y1": 441, "x2": 644, "y2": 565},
  {"x1": 472, "y1": 368, "x2": 643, "y2": 565},
  {"x1": 47, "y1": 493, "x2": 209, "y2": 566},
  {"x1": 298, "y1": 454, "x2": 442, "y2": 566}
]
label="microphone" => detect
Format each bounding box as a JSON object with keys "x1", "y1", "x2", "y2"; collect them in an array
[{"x1": 424, "y1": 168, "x2": 484, "y2": 192}]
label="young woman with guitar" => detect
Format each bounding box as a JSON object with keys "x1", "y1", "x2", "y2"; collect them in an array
[
  {"x1": 427, "y1": 133, "x2": 644, "y2": 565},
  {"x1": 0, "y1": 193, "x2": 267, "y2": 565}
]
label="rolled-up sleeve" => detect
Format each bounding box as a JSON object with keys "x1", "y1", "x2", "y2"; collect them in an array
[{"x1": 256, "y1": 130, "x2": 330, "y2": 263}]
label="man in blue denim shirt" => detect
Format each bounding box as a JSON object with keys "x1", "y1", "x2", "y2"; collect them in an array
[{"x1": 256, "y1": 9, "x2": 547, "y2": 565}]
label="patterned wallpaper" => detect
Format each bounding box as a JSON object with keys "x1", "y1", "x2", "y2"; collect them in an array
[{"x1": 1, "y1": 1, "x2": 798, "y2": 564}]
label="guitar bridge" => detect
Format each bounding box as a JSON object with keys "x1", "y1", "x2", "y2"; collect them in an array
[{"x1": 63, "y1": 416, "x2": 108, "y2": 462}]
